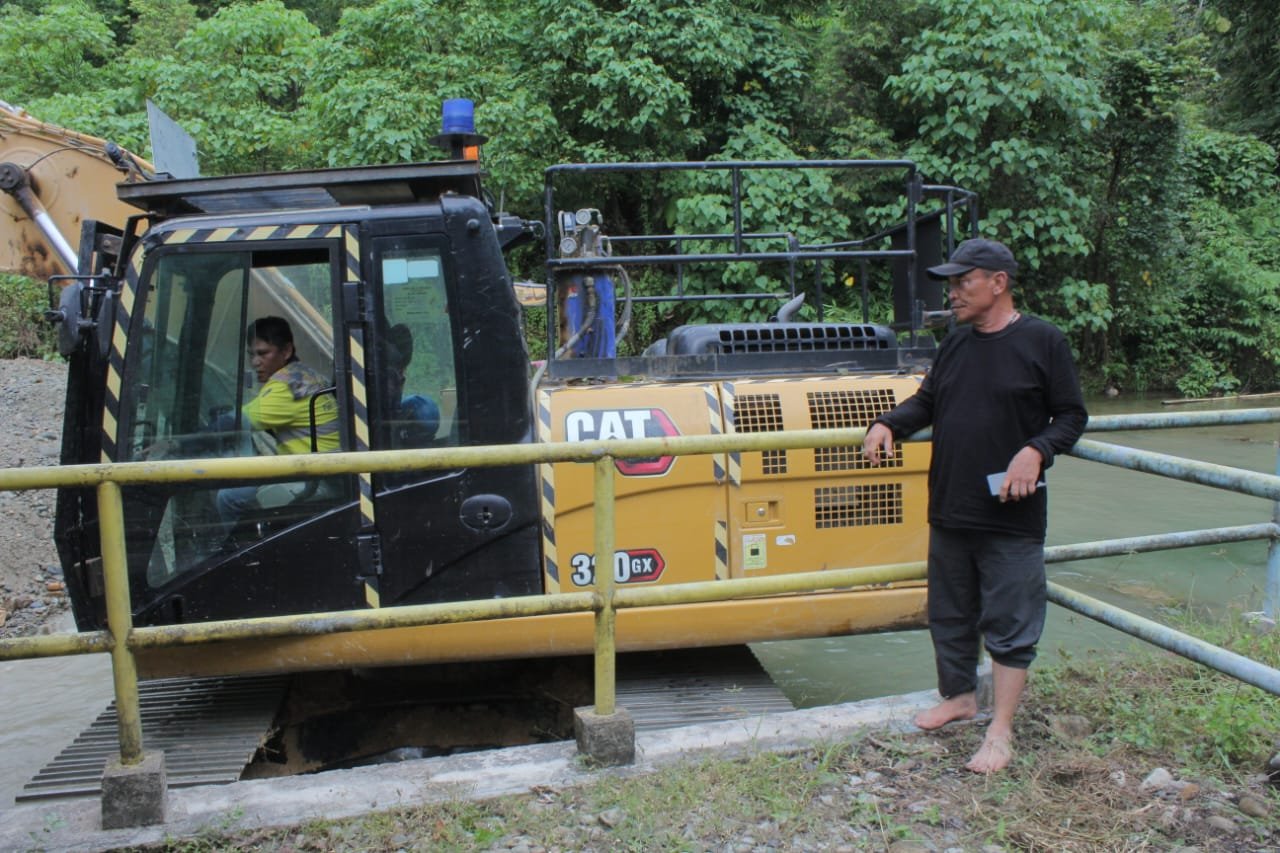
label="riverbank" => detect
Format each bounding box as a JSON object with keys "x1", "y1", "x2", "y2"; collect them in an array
[{"x1": 0, "y1": 358, "x2": 70, "y2": 640}]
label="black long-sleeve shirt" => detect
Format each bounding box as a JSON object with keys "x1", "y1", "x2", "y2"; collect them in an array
[{"x1": 875, "y1": 316, "x2": 1088, "y2": 538}]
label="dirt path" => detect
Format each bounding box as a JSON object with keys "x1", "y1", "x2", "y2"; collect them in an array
[{"x1": 0, "y1": 357, "x2": 71, "y2": 639}]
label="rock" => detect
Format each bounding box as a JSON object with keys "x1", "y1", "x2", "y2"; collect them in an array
[
  {"x1": 1142, "y1": 768, "x2": 1175, "y2": 790},
  {"x1": 1110, "y1": 770, "x2": 1126, "y2": 786},
  {"x1": 887, "y1": 842, "x2": 931, "y2": 853},
  {"x1": 1048, "y1": 714, "x2": 1093, "y2": 740},
  {"x1": 0, "y1": 608, "x2": 6, "y2": 627},
  {"x1": 1205, "y1": 814, "x2": 1238, "y2": 834},
  {"x1": 1238, "y1": 794, "x2": 1268, "y2": 818},
  {"x1": 597, "y1": 807, "x2": 624, "y2": 828}
]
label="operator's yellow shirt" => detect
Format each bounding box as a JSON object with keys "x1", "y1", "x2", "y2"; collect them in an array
[{"x1": 242, "y1": 362, "x2": 339, "y2": 454}]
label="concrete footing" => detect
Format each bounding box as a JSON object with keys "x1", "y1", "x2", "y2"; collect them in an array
[
  {"x1": 573, "y1": 706, "x2": 635, "y2": 766},
  {"x1": 101, "y1": 750, "x2": 167, "y2": 829}
]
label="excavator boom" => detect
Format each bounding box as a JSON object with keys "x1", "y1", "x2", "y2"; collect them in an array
[{"x1": 0, "y1": 102, "x2": 152, "y2": 278}]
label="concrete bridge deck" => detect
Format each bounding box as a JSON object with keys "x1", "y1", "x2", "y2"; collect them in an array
[{"x1": 0, "y1": 687, "x2": 940, "y2": 852}]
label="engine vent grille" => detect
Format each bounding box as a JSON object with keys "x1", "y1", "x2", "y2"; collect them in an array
[
  {"x1": 815, "y1": 483, "x2": 903, "y2": 528},
  {"x1": 808, "y1": 388, "x2": 902, "y2": 471},
  {"x1": 715, "y1": 324, "x2": 892, "y2": 354},
  {"x1": 735, "y1": 393, "x2": 786, "y2": 475}
]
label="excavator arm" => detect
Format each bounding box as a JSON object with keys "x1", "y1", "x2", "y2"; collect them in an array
[{"x1": 0, "y1": 101, "x2": 153, "y2": 278}]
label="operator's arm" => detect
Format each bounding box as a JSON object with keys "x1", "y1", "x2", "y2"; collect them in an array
[{"x1": 241, "y1": 380, "x2": 295, "y2": 431}]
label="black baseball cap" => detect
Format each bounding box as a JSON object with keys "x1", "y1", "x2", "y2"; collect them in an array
[{"x1": 927, "y1": 238, "x2": 1019, "y2": 279}]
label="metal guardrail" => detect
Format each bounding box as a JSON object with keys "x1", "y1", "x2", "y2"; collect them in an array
[{"x1": 0, "y1": 408, "x2": 1278, "y2": 776}]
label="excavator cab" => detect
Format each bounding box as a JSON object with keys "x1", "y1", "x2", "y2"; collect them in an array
[{"x1": 55, "y1": 164, "x2": 543, "y2": 630}]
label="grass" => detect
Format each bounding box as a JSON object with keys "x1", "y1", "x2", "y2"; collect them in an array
[{"x1": 111, "y1": 618, "x2": 1280, "y2": 852}]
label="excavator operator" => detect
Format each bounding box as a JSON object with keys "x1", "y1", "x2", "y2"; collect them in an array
[{"x1": 214, "y1": 316, "x2": 339, "y2": 533}]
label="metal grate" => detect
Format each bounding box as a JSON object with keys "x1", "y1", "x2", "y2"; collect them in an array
[
  {"x1": 735, "y1": 393, "x2": 787, "y2": 475},
  {"x1": 808, "y1": 388, "x2": 902, "y2": 471},
  {"x1": 714, "y1": 324, "x2": 894, "y2": 353},
  {"x1": 616, "y1": 646, "x2": 794, "y2": 730},
  {"x1": 19, "y1": 675, "x2": 287, "y2": 802},
  {"x1": 814, "y1": 483, "x2": 903, "y2": 528}
]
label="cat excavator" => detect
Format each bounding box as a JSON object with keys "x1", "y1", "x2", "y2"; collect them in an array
[{"x1": 3, "y1": 99, "x2": 976, "y2": 781}]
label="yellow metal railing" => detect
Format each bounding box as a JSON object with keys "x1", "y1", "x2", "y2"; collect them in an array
[
  {"x1": 6, "y1": 408, "x2": 1280, "y2": 775},
  {"x1": 0, "y1": 425, "x2": 936, "y2": 767}
]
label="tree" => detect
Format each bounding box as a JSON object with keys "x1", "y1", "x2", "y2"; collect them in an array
[
  {"x1": 148, "y1": 0, "x2": 321, "y2": 173},
  {"x1": 1204, "y1": 0, "x2": 1280, "y2": 152},
  {"x1": 0, "y1": 1, "x2": 115, "y2": 104},
  {"x1": 885, "y1": 0, "x2": 1115, "y2": 281}
]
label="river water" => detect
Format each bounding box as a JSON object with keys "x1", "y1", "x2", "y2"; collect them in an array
[
  {"x1": 2, "y1": 395, "x2": 1276, "y2": 806},
  {"x1": 755, "y1": 394, "x2": 1280, "y2": 706}
]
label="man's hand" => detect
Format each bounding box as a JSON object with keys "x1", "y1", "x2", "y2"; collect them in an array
[
  {"x1": 998, "y1": 446, "x2": 1045, "y2": 502},
  {"x1": 862, "y1": 422, "x2": 895, "y2": 465}
]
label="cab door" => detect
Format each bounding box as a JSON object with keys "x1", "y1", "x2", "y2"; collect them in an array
[
  {"x1": 115, "y1": 234, "x2": 362, "y2": 624},
  {"x1": 363, "y1": 222, "x2": 541, "y2": 606}
]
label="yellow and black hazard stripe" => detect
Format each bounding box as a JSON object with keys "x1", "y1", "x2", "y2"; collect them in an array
[
  {"x1": 714, "y1": 519, "x2": 729, "y2": 580},
  {"x1": 101, "y1": 223, "x2": 345, "y2": 462},
  {"x1": 703, "y1": 384, "x2": 727, "y2": 485},
  {"x1": 720, "y1": 381, "x2": 742, "y2": 488},
  {"x1": 340, "y1": 224, "x2": 381, "y2": 609},
  {"x1": 100, "y1": 246, "x2": 142, "y2": 462},
  {"x1": 537, "y1": 389, "x2": 559, "y2": 593}
]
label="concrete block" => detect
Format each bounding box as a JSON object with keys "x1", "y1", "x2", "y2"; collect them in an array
[
  {"x1": 574, "y1": 706, "x2": 635, "y2": 766},
  {"x1": 101, "y1": 750, "x2": 167, "y2": 829}
]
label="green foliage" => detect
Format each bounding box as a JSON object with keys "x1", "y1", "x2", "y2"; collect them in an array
[
  {"x1": 663, "y1": 119, "x2": 852, "y2": 324},
  {"x1": 886, "y1": 0, "x2": 1114, "y2": 275},
  {"x1": 0, "y1": 0, "x2": 115, "y2": 103},
  {"x1": 0, "y1": 276, "x2": 60, "y2": 360},
  {"x1": 1204, "y1": 0, "x2": 1280, "y2": 151},
  {"x1": 126, "y1": 0, "x2": 199, "y2": 59},
  {"x1": 301, "y1": 0, "x2": 564, "y2": 207},
  {"x1": 3, "y1": 0, "x2": 1280, "y2": 393},
  {"x1": 529, "y1": 0, "x2": 804, "y2": 163},
  {"x1": 149, "y1": 0, "x2": 321, "y2": 173},
  {"x1": 1041, "y1": 615, "x2": 1280, "y2": 773}
]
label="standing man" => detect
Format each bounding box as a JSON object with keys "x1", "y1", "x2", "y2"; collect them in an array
[{"x1": 863, "y1": 238, "x2": 1087, "y2": 773}]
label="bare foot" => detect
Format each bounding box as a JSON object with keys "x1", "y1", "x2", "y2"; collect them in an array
[
  {"x1": 966, "y1": 732, "x2": 1013, "y2": 774},
  {"x1": 913, "y1": 693, "x2": 978, "y2": 730}
]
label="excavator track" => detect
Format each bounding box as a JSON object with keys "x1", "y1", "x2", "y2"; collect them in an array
[
  {"x1": 18, "y1": 675, "x2": 287, "y2": 802},
  {"x1": 19, "y1": 647, "x2": 790, "y2": 802}
]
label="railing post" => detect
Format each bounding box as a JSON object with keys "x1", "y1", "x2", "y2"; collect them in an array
[
  {"x1": 592, "y1": 454, "x2": 617, "y2": 715},
  {"x1": 1267, "y1": 446, "x2": 1280, "y2": 621},
  {"x1": 98, "y1": 482, "x2": 143, "y2": 763},
  {"x1": 573, "y1": 454, "x2": 634, "y2": 765},
  {"x1": 98, "y1": 481, "x2": 168, "y2": 827}
]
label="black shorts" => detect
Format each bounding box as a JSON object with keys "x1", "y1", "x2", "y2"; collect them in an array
[{"x1": 926, "y1": 525, "x2": 1046, "y2": 698}]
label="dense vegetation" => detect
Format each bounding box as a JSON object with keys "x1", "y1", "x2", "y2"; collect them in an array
[{"x1": 3, "y1": 0, "x2": 1277, "y2": 394}]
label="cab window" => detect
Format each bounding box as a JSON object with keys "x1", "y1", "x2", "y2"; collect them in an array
[
  {"x1": 376, "y1": 245, "x2": 459, "y2": 451},
  {"x1": 119, "y1": 245, "x2": 350, "y2": 586}
]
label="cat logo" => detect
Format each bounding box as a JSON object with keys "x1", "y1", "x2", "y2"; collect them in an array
[{"x1": 564, "y1": 408, "x2": 679, "y2": 476}]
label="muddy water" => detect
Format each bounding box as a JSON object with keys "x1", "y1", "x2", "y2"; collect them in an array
[
  {"x1": 2, "y1": 397, "x2": 1276, "y2": 805},
  {"x1": 0, "y1": 616, "x2": 115, "y2": 806},
  {"x1": 755, "y1": 395, "x2": 1280, "y2": 706}
]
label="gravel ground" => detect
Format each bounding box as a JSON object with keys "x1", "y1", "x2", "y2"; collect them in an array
[{"x1": 0, "y1": 357, "x2": 71, "y2": 639}]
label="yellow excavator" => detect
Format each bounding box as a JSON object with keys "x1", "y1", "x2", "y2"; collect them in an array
[{"x1": 4, "y1": 99, "x2": 977, "y2": 780}]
